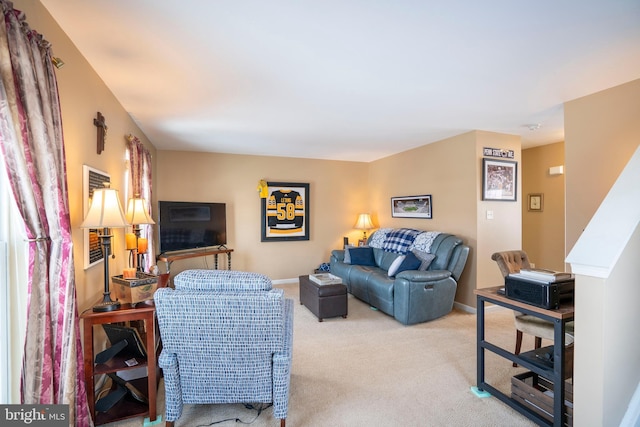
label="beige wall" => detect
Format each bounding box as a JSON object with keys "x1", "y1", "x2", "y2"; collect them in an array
[
  {"x1": 156, "y1": 151, "x2": 369, "y2": 279},
  {"x1": 565, "y1": 79, "x2": 640, "y2": 253},
  {"x1": 13, "y1": 0, "x2": 158, "y2": 313},
  {"x1": 368, "y1": 130, "x2": 522, "y2": 308},
  {"x1": 158, "y1": 130, "x2": 522, "y2": 309},
  {"x1": 368, "y1": 132, "x2": 478, "y2": 306},
  {"x1": 522, "y1": 142, "x2": 565, "y2": 271},
  {"x1": 475, "y1": 131, "x2": 523, "y2": 295}
]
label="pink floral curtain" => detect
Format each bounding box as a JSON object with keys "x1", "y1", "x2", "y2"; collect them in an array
[
  {"x1": 0, "y1": 2, "x2": 90, "y2": 426},
  {"x1": 126, "y1": 135, "x2": 154, "y2": 268}
]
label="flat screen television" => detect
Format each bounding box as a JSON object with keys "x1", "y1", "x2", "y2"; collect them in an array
[{"x1": 158, "y1": 201, "x2": 227, "y2": 253}]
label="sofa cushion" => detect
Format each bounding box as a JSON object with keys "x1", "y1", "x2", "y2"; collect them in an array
[
  {"x1": 412, "y1": 249, "x2": 436, "y2": 271},
  {"x1": 388, "y1": 252, "x2": 422, "y2": 277},
  {"x1": 349, "y1": 247, "x2": 376, "y2": 266},
  {"x1": 375, "y1": 248, "x2": 402, "y2": 271},
  {"x1": 343, "y1": 245, "x2": 356, "y2": 264}
]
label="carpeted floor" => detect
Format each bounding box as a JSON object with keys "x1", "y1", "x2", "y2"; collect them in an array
[{"x1": 106, "y1": 281, "x2": 538, "y2": 427}]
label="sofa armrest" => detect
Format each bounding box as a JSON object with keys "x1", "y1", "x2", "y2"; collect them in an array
[
  {"x1": 396, "y1": 269, "x2": 452, "y2": 282},
  {"x1": 393, "y1": 275, "x2": 457, "y2": 325},
  {"x1": 331, "y1": 249, "x2": 346, "y2": 262}
]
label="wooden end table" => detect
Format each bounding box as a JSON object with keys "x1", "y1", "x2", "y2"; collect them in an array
[{"x1": 81, "y1": 303, "x2": 159, "y2": 425}]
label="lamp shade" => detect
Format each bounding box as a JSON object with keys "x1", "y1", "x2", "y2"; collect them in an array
[
  {"x1": 81, "y1": 184, "x2": 129, "y2": 229},
  {"x1": 354, "y1": 213, "x2": 374, "y2": 230},
  {"x1": 126, "y1": 197, "x2": 155, "y2": 225}
]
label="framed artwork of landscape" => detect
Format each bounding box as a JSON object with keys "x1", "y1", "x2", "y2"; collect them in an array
[
  {"x1": 482, "y1": 159, "x2": 517, "y2": 201},
  {"x1": 261, "y1": 182, "x2": 310, "y2": 241},
  {"x1": 391, "y1": 195, "x2": 432, "y2": 219}
]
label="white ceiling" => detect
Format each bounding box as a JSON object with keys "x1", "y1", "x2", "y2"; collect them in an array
[{"x1": 40, "y1": 0, "x2": 640, "y2": 162}]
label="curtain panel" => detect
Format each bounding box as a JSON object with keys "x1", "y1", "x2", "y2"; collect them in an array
[
  {"x1": 126, "y1": 135, "x2": 154, "y2": 267},
  {"x1": 0, "y1": 2, "x2": 91, "y2": 425}
]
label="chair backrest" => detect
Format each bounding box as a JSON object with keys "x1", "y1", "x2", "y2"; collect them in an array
[
  {"x1": 155, "y1": 270, "x2": 286, "y2": 402},
  {"x1": 173, "y1": 269, "x2": 273, "y2": 291},
  {"x1": 491, "y1": 250, "x2": 531, "y2": 278}
]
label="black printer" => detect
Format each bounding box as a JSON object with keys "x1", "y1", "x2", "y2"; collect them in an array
[{"x1": 505, "y1": 274, "x2": 574, "y2": 309}]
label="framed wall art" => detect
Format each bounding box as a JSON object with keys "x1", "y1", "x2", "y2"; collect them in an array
[
  {"x1": 391, "y1": 195, "x2": 432, "y2": 219},
  {"x1": 261, "y1": 182, "x2": 310, "y2": 242},
  {"x1": 528, "y1": 193, "x2": 543, "y2": 212},
  {"x1": 83, "y1": 165, "x2": 110, "y2": 269},
  {"x1": 482, "y1": 159, "x2": 517, "y2": 201}
]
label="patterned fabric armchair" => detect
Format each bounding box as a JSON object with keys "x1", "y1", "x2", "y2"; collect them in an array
[{"x1": 155, "y1": 269, "x2": 294, "y2": 427}]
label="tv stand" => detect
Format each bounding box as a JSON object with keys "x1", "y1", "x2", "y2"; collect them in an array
[{"x1": 157, "y1": 248, "x2": 233, "y2": 273}]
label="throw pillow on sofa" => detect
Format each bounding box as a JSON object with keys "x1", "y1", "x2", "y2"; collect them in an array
[
  {"x1": 387, "y1": 251, "x2": 422, "y2": 276},
  {"x1": 412, "y1": 249, "x2": 436, "y2": 271},
  {"x1": 343, "y1": 245, "x2": 356, "y2": 263},
  {"x1": 348, "y1": 247, "x2": 376, "y2": 266}
]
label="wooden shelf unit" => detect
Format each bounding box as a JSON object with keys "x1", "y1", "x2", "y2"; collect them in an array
[
  {"x1": 475, "y1": 286, "x2": 574, "y2": 427},
  {"x1": 81, "y1": 303, "x2": 159, "y2": 426}
]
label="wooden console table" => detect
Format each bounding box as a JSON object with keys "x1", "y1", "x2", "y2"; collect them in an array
[
  {"x1": 81, "y1": 303, "x2": 159, "y2": 426},
  {"x1": 474, "y1": 286, "x2": 574, "y2": 427},
  {"x1": 157, "y1": 248, "x2": 233, "y2": 273}
]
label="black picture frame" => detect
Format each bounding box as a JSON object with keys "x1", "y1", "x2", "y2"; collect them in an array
[
  {"x1": 391, "y1": 195, "x2": 432, "y2": 219},
  {"x1": 482, "y1": 158, "x2": 518, "y2": 201},
  {"x1": 261, "y1": 182, "x2": 310, "y2": 242},
  {"x1": 82, "y1": 165, "x2": 111, "y2": 269}
]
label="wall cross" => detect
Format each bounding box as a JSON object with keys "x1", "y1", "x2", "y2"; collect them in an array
[{"x1": 94, "y1": 112, "x2": 108, "y2": 154}]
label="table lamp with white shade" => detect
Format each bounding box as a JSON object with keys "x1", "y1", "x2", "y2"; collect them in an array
[
  {"x1": 125, "y1": 195, "x2": 155, "y2": 272},
  {"x1": 81, "y1": 183, "x2": 129, "y2": 312},
  {"x1": 354, "y1": 213, "x2": 374, "y2": 243}
]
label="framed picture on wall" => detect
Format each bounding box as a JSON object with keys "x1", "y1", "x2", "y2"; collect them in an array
[
  {"x1": 528, "y1": 193, "x2": 544, "y2": 212},
  {"x1": 261, "y1": 182, "x2": 310, "y2": 242},
  {"x1": 391, "y1": 195, "x2": 432, "y2": 219},
  {"x1": 83, "y1": 165, "x2": 110, "y2": 269},
  {"x1": 482, "y1": 158, "x2": 517, "y2": 201}
]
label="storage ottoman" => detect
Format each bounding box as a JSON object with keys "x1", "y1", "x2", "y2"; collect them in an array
[{"x1": 299, "y1": 275, "x2": 347, "y2": 322}]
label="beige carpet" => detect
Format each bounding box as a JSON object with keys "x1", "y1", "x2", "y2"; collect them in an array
[{"x1": 107, "y1": 282, "x2": 538, "y2": 427}]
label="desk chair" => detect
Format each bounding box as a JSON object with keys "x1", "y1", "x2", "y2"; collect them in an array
[{"x1": 491, "y1": 251, "x2": 574, "y2": 367}]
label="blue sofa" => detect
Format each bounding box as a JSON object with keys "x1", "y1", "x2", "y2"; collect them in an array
[{"x1": 330, "y1": 228, "x2": 469, "y2": 325}]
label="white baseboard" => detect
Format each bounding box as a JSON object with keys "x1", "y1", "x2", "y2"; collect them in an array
[
  {"x1": 272, "y1": 278, "x2": 298, "y2": 285},
  {"x1": 454, "y1": 301, "x2": 509, "y2": 314}
]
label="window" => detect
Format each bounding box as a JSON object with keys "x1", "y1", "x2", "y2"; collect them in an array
[{"x1": 0, "y1": 152, "x2": 28, "y2": 403}]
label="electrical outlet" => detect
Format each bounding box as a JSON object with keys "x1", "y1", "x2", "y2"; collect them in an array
[{"x1": 486, "y1": 210, "x2": 494, "y2": 220}]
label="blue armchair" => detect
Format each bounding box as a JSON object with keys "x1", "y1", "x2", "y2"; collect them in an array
[{"x1": 155, "y1": 269, "x2": 294, "y2": 427}]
